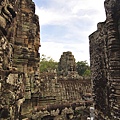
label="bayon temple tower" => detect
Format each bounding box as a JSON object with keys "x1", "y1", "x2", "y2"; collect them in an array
[{"x1": 0, "y1": 0, "x2": 120, "y2": 119}]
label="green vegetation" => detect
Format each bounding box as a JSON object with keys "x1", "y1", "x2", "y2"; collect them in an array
[
  {"x1": 40, "y1": 55, "x2": 90, "y2": 77},
  {"x1": 40, "y1": 54, "x2": 58, "y2": 72},
  {"x1": 76, "y1": 60, "x2": 90, "y2": 77}
]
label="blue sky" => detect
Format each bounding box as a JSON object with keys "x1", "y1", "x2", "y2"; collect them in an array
[{"x1": 33, "y1": 0, "x2": 106, "y2": 63}]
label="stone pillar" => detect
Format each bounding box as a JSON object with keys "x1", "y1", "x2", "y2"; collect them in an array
[{"x1": 89, "y1": 0, "x2": 120, "y2": 119}]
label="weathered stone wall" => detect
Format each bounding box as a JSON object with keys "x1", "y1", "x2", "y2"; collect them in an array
[
  {"x1": 39, "y1": 51, "x2": 92, "y2": 119},
  {"x1": 40, "y1": 51, "x2": 92, "y2": 104},
  {"x1": 0, "y1": 0, "x2": 19, "y2": 119},
  {"x1": 40, "y1": 71, "x2": 92, "y2": 103},
  {"x1": 0, "y1": 0, "x2": 41, "y2": 119},
  {"x1": 58, "y1": 79, "x2": 92, "y2": 102},
  {"x1": 89, "y1": 0, "x2": 120, "y2": 119},
  {"x1": 0, "y1": 0, "x2": 92, "y2": 119},
  {"x1": 7, "y1": 0, "x2": 41, "y2": 99}
]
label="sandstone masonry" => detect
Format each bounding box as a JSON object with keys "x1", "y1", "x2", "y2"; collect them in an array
[
  {"x1": 89, "y1": 0, "x2": 120, "y2": 119},
  {"x1": 0, "y1": 0, "x2": 92, "y2": 119}
]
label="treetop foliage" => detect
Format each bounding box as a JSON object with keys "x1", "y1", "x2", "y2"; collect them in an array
[
  {"x1": 76, "y1": 60, "x2": 90, "y2": 77},
  {"x1": 40, "y1": 54, "x2": 58, "y2": 72}
]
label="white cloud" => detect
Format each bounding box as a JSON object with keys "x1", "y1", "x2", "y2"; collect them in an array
[
  {"x1": 36, "y1": 0, "x2": 106, "y2": 26},
  {"x1": 39, "y1": 41, "x2": 89, "y2": 63},
  {"x1": 33, "y1": 0, "x2": 106, "y2": 63}
]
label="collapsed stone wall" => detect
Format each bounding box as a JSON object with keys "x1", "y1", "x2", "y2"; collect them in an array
[
  {"x1": 31, "y1": 101, "x2": 92, "y2": 120},
  {"x1": 89, "y1": 0, "x2": 120, "y2": 119}
]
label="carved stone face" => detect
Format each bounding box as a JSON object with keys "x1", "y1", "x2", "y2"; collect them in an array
[
  {"x1": 0, "y1": 0, "x2": 16, "y2": 35},
  {"x1": 104, "y1": 0, "x2": 116, "y2": 13}
]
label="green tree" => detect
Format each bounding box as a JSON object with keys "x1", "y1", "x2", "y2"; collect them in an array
[
  {"x1": 40, "y1": 54, "x2": 58, "y2": 72},
  {"x1": 76, "y1": 60, "x2": 90, "y2": 77}
]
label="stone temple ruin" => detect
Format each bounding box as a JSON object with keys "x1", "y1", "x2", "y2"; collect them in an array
[
  {"x1": 40, "y1": 51, "x2": 92, "y2": 119},
  {"x1": 58, "y1": 51, "x2": 77, "y2": 77},
  {"x1": 0, "y1": 0, "x2": 40, "y2": 119},
  {"x1": 89, "y1": 0, "x2": 120, "y2": 119},
  {"x1": 1, "y1": 0, "x2": 120, "y2": 119},
  {"x1": 58, "y1": 51, "x2": 85, "y2": 80},
  {"x1": 0, "y1": 0, "x2": 92, "y2": 119}
]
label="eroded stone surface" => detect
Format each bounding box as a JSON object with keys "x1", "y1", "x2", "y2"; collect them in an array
[
  {"x1": 0, "y1": 0, "x2": 40, "y2": 119},
  {"x1": 89, "y1": 0, "x2": 120, "y2": 119},
  {"x1": 58, "y1": 51, "x2": 83, "y2": 80},
  {"x1": 58, "y1": 51, "x2": 76, "y2": 76},
  {"x1": 0, "y1": 0, "x2": 92, "y2": 119}
]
